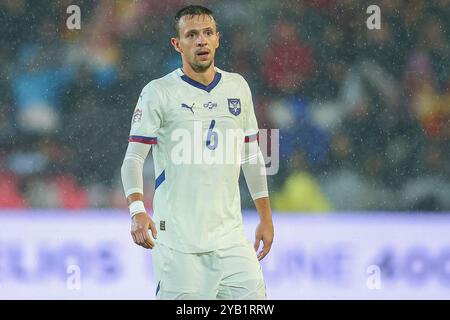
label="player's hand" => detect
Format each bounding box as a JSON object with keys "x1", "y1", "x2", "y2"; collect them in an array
[
  {"x1": 254, "y1": 219, "x2": 274, "y2": 261},
  {"x1": 131, "y1": 212, "x2": 157, "y2": 249}
]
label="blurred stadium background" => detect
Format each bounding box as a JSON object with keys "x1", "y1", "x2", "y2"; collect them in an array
[{"x1": 0, "y1": 0, "x2": 449, "y2": 299}]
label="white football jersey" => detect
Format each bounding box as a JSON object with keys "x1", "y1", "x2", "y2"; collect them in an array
[{"x1": 128, "y1": 67, "x2": 260, "y2": 253}]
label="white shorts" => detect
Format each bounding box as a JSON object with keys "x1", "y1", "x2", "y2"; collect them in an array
[{"x1": 151, "y1": 239, "x2": 266, "y2": 300}]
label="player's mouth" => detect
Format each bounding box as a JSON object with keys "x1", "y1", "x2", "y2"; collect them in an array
[{"x1": 196, "y1": 50, "x2": 210, "y2": 59}]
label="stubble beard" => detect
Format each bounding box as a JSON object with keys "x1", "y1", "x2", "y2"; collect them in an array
[{"x1": 190, "y1": 57, "x2": 213, "y2": 73}]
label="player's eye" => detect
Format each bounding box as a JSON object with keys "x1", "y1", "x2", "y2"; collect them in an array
[
  {"x1": 187, "y1": 33, "x2": 195, "y2": 39},
  {"x1": 205, "y1": 30, "x2": 212, "y2": 36}
]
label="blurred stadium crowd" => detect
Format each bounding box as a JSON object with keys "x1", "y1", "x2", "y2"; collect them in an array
[{"x1": 0, "y1": 0, "x2": 449, "y2": 212}]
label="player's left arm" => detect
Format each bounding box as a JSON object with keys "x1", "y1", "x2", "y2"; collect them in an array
[
  {"x1": 242, "y1": 146, "x2": 274, "y2": 261},
  {"x1": 254, "y1": 196, "x2": 274, "y2": 261},
  {"x1": 240, "y1": 76, "x2": 274, "y2": 261}
]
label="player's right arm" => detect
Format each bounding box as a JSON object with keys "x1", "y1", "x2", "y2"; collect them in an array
[
  {"x1": 121, "y1": 82, "x2": 164, "y2": 249},
  {"x1": 121, "y1": 142, "x2": 157, "y2": 249}
]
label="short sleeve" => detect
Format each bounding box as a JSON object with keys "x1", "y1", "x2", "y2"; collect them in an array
[
  {"x1": 128, "y1": 82, "x2": 164, "y2": 145},
  {"x1": 241, "y1": 77, "x2": 259, "y2": 143}
]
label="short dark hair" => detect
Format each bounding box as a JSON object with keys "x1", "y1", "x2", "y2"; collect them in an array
[{"x1": 174, "y1": 5, "x2": 216, "y2": 37}]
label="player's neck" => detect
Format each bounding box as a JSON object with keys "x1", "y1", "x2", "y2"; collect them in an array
[{"x1": 181, "y1": 64, "x2": 216, "y2": 86}]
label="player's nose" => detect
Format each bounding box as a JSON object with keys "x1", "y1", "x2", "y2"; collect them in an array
[{"x1": 196, "y1": 33, "x2": 207, "y2": 45}]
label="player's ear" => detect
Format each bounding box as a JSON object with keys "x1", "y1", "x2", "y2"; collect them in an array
[
  {"x1": 171, "y1": 37, "x2": 182, "y2": 53},
  {"x1": 215, "y1": 31, "x2": 220, "y2": 49}
]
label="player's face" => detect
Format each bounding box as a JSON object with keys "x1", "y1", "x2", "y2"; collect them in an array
[{"x1": 172, "y1": 14, "x2": 220, "y2": 72}]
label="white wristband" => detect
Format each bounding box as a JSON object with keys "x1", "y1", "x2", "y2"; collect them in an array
[{"x1": 129, "y1": 200, "x2": 146, "y2": 218}]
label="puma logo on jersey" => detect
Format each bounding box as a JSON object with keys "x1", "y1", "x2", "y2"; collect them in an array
[{"x1": 181, "y1": 103, "x2": 195, "y2": 114}]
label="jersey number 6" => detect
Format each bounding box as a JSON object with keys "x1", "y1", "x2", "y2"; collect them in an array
[{"x1": 206, "y1": 120, "x2": 218, "y2": 150}]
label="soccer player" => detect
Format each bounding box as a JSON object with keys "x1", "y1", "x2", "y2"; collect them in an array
[{"x1": 121, "y1": 5, "x2": 274, "y2": 300}]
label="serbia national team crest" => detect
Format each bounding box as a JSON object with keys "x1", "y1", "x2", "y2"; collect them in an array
[{"x1": 227, "y1": 98, "x2": 241, "y2": 116}]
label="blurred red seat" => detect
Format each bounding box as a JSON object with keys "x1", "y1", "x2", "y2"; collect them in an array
[
  {"x1": 52, "y1": 175, "x2": 90, "y2": 209},
  {"x1": 0, "y1": 171, "x2": 28, "y2": 208}
]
